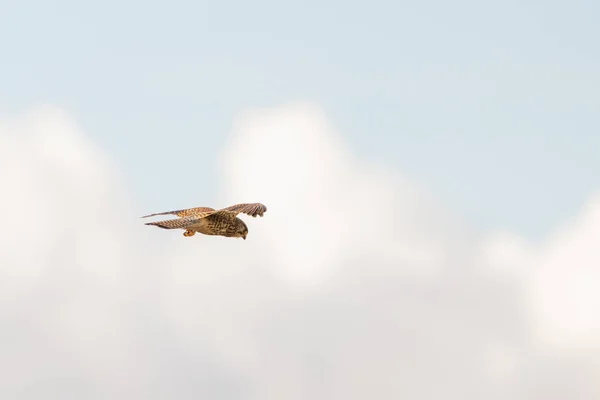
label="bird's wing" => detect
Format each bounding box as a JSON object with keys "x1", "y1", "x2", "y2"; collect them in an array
[
  {"x1": 145, "y1": 210, "x2": 239, "y2": 230},
  {"x1": 140, "y1": 206, "x2": 215, "y2": 219},
  {"x1": 144, "y1": 215, "x2": 206, "y2": 230},
  {"x1": 218, "y1": 203, "x2": 267, "y2": 217}
]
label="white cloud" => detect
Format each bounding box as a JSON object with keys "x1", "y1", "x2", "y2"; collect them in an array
[
  {"x1": 219, "y1": 102, "x2": 473, "y2": 285},
  {"x1": 526, "y1": 193, "x2": 600, "y2": 351},
  {"x1": 0, "y1": 103, "x2": 599, "y2": 399}
]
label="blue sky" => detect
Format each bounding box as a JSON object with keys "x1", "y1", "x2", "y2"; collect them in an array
[{"x1": 1, "y1": 0, "x2": 599, "y2": 239}]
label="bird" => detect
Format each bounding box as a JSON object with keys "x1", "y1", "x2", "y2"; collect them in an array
[{"x1": 141, "y1": 202, "x2": 267, "y2": 240}]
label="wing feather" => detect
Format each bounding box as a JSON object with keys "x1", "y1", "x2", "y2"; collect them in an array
[
  {"x1": 144, "y1": 216, "x2": 204, "y2": 230},
  {"x1": 140, "y1": 206, "x2": 215, "y2": 219},
  {"x1": 219, "y1": 203, "x2": 267, "y2": 217}
]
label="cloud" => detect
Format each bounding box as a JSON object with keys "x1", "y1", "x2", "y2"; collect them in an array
[
  {"x1": 0, "y1": 103, "x2": 599, "y2": 399},
  {"x1": 219, "y1": 102, "x2": 474, "y2": 284},
  {"x1": 526, "y1": 194, "x2": 600, "y2": 351}
]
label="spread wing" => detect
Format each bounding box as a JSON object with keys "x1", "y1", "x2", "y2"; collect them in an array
[
  {"x1": 144, "y1": 215, "x2": 205, "y2": 230},
  {"x1": 144, "y1": 210, "x2": 239, "y2": 230},
  {"x1": 219, "y1": 203, "x2": 267, "y2": 217},
  {"x1": 140, "y1": 206, "x2": 215, "y2": 219}
]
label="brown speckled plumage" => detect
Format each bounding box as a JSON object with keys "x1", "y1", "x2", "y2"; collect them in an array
[{"x1": 141, "y1": 203, "x2": 267, "y2": 240}]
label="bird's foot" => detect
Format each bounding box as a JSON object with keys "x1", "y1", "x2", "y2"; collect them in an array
[{"x1": 183, "y1": 229, "x2": 196, "y2": 237}]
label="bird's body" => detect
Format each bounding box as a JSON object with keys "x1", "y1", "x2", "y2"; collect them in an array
[
  {"x1": 141, "y1": 202, "x2": 266, "y2": 240},
  {"x1": 181, "y1": 213, "x2": 248, "y2": 238}
]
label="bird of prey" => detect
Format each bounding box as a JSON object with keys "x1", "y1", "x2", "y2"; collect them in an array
[{"x1": 141, "y1": 202, "x2": 267, "y2": 240}]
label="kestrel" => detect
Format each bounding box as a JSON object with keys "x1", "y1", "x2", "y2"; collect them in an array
[{"x1": 141, "y1": 202, "x2": 267, "y2": 240}]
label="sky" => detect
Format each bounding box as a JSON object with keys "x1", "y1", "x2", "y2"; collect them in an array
[
  {"x1": 1, "y1": 0, "x2": 599, "y2": 238},
  {"x1": 1, "y1": 0, "x2": 600, "y2": 399}
]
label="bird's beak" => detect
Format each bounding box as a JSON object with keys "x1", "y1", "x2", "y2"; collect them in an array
[{"x1": 243, "y1": 234, "x2": 246, "y2": 240}]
